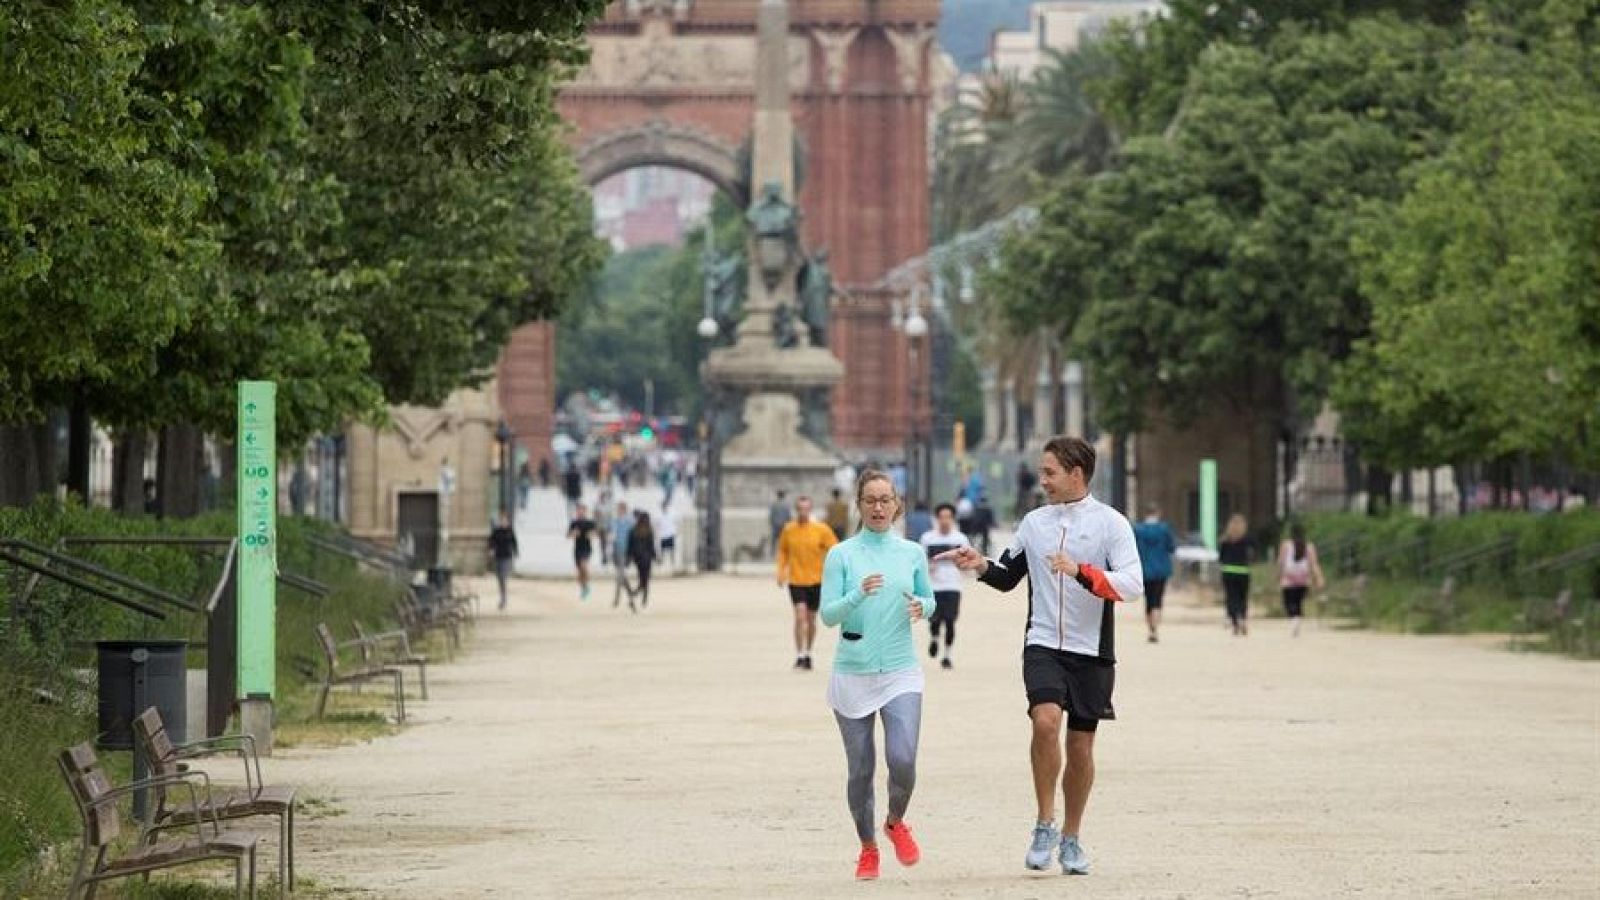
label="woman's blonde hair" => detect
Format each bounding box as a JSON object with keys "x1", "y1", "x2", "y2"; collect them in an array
[
  {"x1": 854, "y1": 468, "x2": 903, "y2": 521},
  {"x1": 1223, "y1": 513, "x2": 1248, "y2": 542}
]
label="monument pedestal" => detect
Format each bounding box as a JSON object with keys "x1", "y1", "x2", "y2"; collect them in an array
[{"x1": 712, "y1": 391, "x2": 840, "y2": 557}]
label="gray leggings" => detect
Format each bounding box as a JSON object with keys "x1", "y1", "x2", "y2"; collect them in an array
[{"x1": 834, "y1": 692, "x2": 922, "y2": 843}]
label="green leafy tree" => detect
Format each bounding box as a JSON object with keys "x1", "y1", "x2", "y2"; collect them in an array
[
  {"x1": 993, "y1": 17, "x2": 1452, "y2": 435},
  {"x1": 1336, "y1": 2, "x2": 1600, "y2": 471}
]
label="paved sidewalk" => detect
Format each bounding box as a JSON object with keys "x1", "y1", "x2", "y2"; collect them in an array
[{"x1": 264, "y1": 574, "x2": 1598, "y2": 898}]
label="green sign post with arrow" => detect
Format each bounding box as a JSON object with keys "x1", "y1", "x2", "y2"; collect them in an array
[{"x1": 237, "y1": 381, "x2": 276, "y2": 749}]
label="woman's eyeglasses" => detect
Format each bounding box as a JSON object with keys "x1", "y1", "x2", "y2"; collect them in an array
[{"x1": 860, "y1": 495, "x2": 897, "y2": 508}]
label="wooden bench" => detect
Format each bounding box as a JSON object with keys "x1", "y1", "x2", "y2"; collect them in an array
[
  {"x1": 353, "y1": 620, "x2": 430, "y2": 700},
  {"x1": 133, "y1": 706, "x2": 298, "y2": 894},
  {"x1": 1403, "y1": 575, "x2": 1457, "y2": 633},
  {"x1": 394, "y1": 590, "x2": 459, "y2": 659},
  {"x1": 1318, "y1": 574, "x2": 1369, "y2": 625},
  {"x1": 314, "y1": 623, "x2": 407, "y2": 723},
  {"x1": 1511, "y1": 588, "x2": 1578, "y2": 651},
  {"x1": 58, "y1": 742, "x2": 258, "y2": 899},
  {"x1": 728, "y1": 536, "x2": 769, "y2": 571}
]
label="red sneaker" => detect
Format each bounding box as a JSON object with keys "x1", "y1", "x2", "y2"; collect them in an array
[
  {"x1": 884, "y1": 821, "x2": 920, "y2": 866},
  {"x1": 855, "y1": 846, "x2": 880, "y2": 880}
]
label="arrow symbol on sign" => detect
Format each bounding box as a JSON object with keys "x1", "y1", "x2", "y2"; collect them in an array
[
  {"x1": 245, "y1": 433, "x2": 256, "y2": 446},
  {"x1": 256, "y1": 487, "x2": 269, "y2": 500},
  {"x1": 245, "y1": 402, "x2": 257, "y2": 415}
]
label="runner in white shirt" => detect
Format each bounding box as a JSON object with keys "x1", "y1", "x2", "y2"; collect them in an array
[
  {"x1": 938, "y1": 436, "x2": 1143, "y2": 877},
  {"x1": 918, "y1": 503, "x2": 970, "y2": 669},
  {"x1": 654, "y1": 503, "x2": 679, "y2": 571}
]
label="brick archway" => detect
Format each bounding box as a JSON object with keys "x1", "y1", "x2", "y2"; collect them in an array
[
  {"x1": 576, "y1": 121, "x2": 748, "y2": 208},
  {"x1": 502, "y1": 0, "x2": 939, "y2": 463}
]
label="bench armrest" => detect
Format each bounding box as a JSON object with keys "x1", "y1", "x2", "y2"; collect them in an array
[
  {"x1": 172, "y1": 734, "x2": 261, "y2": 797},
  {"x1": 101, "y1": 771, "x2": 217, "y2": 841}
]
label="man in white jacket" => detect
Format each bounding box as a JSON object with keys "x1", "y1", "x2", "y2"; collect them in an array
[{"x1": 937, "y1": 435, "x2": 1142, "y2": 877}]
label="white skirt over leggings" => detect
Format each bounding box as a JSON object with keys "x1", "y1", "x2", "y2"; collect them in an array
[{"x1": 829, "y1": 669, "x2": 923, "y2": 843}]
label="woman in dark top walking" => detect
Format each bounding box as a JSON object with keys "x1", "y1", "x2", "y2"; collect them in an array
[
  {"x1": 1218, "y1": 514, "x2": 1252, "y2": 636},
  {"x1": 626, "y1": 510, "x2": 658, "y2": 611},
  {"x1": 487, "y1": 512, "x2": 519, "y2": 611}
]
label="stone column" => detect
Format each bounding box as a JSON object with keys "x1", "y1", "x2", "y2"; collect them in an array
[
  {"x1": 1030, "y1": 343, "x2": 1055, "y2": 448},
  {"x1": 1062, "y1": 360, "x2": 1085, "y2": 439},
  {"x1": 1003, "y1": 378, "x2": 1020, "y2": 452},
  {"x1": 980, "y1": 363, "x2": 1001, "y2": 451}
]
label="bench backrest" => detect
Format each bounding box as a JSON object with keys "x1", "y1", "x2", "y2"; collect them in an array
[
  {"x1": 315, "y1": 623, "x2": 341, "y2": 675},
  {"x1": 352, "y1": 621, "x2": 374, "y2": 664},
  {"x1": 58, "y1": 742, "x2": 120, "y2": 848},
  {"x1": 131, "y1": 706, "x2": 181, "y2": 816}
]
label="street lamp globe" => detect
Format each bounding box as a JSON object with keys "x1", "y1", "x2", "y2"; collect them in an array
[
  {"x1": 697, "y1": 316, "x2": 719, "y2": 340},
  {"x1": 904, "y1": 310, "x2": 928, "y2": 338}
]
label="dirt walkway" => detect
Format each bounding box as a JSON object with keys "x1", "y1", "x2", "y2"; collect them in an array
[{"x1": 266, "y1": 573, "x2": 1598, "y2": 898}]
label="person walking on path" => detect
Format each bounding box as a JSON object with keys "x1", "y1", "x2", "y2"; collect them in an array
[
  {"x1": 1277, "y1": 522, "x2": 1325, "y2": 637},
  {"x1": 626, "y1": 510, "x2": 657, "y2": 611},
  {"x1": 768, "y1": 490, "x2": 792, "y2": 558},
  {"x1": 655, "y1": 502, "x2": 678, "y2": 573},
  {"x1": 608, "y1": 500, "x2": 635, "y2": 609},
  {"x1": 825, "y1": 488, "x2": 852, "y2": 541},
  {"x1": 562, "y1": 464, "x2": 583, "y2": 516},
  {"x1": 595, "y1": 491, "x2": 615, "y2": 566},
  {"x1": 820, "y1": 470, "x2": 936, "y2": 881},
  {"x1": 567, "y1": 503, "x2": 598, "y2": 601},
  {"x1": 1132, "y1": 504, "x2": 1177, "y2": 643},
  {"x1": 1219, "y1": 514, "x2": 1253, "y2": 635},
  {"x1": 936, "y1": 436, "x2": 1143, "y2": 877},
  {"x1": 776, "y1": 496, "x2": 839, "y2": 670},
  {"x1": 903, "y1": 501, "x2": 932, "y2": 546},
  {"x1": 487, "y1": 512, "x2": 519, "y2": 611},
  {"x1": 1014, "y1": 462, "x2": 1038, "y2": 520},
  {"x1": 919, "y1": 503, "x2": 970, "y2": 669}
]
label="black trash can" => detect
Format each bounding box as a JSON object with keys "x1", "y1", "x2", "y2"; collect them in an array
[
  {"x1": 96, "y1": 640, "x2": 188, "y2": 750},
  {"x1": 427, "y1": 566, "x2": 453, "y2": 598}
]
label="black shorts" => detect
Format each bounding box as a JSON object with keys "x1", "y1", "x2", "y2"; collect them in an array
[
  {"x1": 788, "y1": 584, "x2": 821, "y2": 611},
  {"x1": 1282, "y1": 585, "x2": 1308, "y2": 617},
  {"x1": 930, "y1": 591, "x2": 961, "y2": 624},
  {"x1": 1144, "y1": 578, "x2": 1167, "y2": 611},
  {"x1": 1022, "y1": 644, "x2": 1116, "y2": 732}
]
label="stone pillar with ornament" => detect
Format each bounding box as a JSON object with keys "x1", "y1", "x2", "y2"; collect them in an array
[{"x1": 701, "y1": 0, "x2": 844, "y2": 556}]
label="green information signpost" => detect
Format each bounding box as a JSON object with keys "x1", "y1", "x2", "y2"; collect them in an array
[
  {"x1": 237, "y1": 381, "x2": 276, "y2": 750},
  {"x1": 1200, "y1": 458, "x2": 1218, "y2": 552}
]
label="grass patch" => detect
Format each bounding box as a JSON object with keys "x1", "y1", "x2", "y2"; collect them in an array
[
  {"x1": 0, "y1": 500, "x2": 443, "y2": 888},
  {"x1": 275, "y1": 712, "x2": 398, "y2": 750}
]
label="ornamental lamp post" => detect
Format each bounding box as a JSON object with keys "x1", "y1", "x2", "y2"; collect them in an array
[{"x1": 495, "y1": 420, "x2": 513, "y2": 523}]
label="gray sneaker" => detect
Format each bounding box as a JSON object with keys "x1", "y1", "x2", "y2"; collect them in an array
[
  {"x1": 1025, "y1": 822, "x2": 1059, "y2": 871},
  {"x1": 1059, "y1": 834, "x2": 1090, "y2": 875}
]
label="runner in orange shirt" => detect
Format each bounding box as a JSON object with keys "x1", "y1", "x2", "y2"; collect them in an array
[{"x1": 777, "y1": 495, "x2": 839, "y2": 670}]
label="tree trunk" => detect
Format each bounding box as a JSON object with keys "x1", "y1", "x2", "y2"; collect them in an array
[
  {"x1": 158, "y1": 424, "x2": 206, "y2": 519},
  {"x1": 66, "y1": 401, "x2": 91, "y2": 502},
  {"x1": 112, "y1": 431, "x2": 151, "y2": 515},
  {"x1": 1365, "y1": 464, "x2": 1392, "y2": 516},
  {"x1": 217, "y1": 440, "x2": 237, "y2": 511},
  {"x1": 0, "y1": 422, "x2": 56, "y2": 507}
]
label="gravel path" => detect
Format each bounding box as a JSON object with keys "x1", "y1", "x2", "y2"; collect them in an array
[{"x1": 264, "y1": 572, "x2": 1599, "y2": 898}]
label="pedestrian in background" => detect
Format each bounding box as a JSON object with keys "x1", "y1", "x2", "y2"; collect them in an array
[
  {"x1": 1277, "y1": 522, "x2": 1325, "y2": 637},
  {"x1": 826, "y1": 488, "x2": 852, "y2": 540},
  {"x1": 1132, "y1": 504, "x2": 1176, "y2": 643},
  {"x1": 769, "y1": 489, "x2": 792, "y2": 558},
  {"x1": 487, "y1": 512, "x2": 518, "y2": 611},
  {"x1": 1219, "y1": 514, "x2": 1252, "y2": 636},
  {"x1": 627, "y1": 510, "x2": 657, "y2": 611}
]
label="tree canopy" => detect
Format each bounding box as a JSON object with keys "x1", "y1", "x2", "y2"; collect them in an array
[
  {"x1": 971, "y1": 0, "x2": 1597, "y2": 472},
  {"x1": 0, "y1": 0, "x2": 608, "y2": 449}
]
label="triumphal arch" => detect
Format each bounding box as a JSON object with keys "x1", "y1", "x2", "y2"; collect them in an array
[{"x1": 500, "y1": 0, "x2": 941, "y2": 461}]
